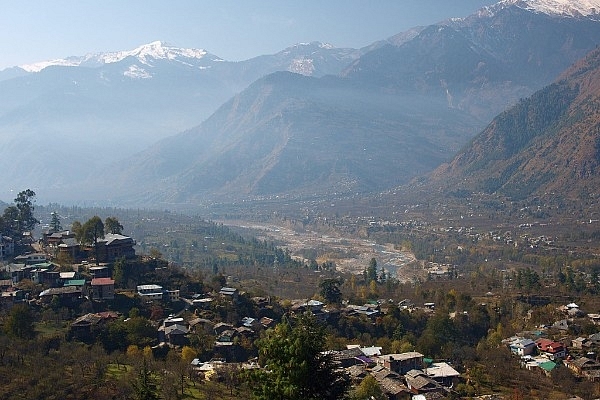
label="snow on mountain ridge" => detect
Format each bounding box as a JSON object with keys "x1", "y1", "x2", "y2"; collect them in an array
[
  {"x1": 481, "y1": 0, "x2": 600, "y2": 18},
  {"x1": 288, "y1": 57, "x2": 315, "y2": 75},
  {"x1": 21, "y1": 41, "x2": 213, "y2": 73}
]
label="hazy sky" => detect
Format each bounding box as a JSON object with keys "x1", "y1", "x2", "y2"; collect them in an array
[{"x1": 0, "y1": 0, "x2": 498, "y2": 70}]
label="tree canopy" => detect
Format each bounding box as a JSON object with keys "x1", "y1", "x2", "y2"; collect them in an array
[
  {"x1": 320, "y1": 278, "x2": 343, "y2": 304},
  {"x1": 73, "y1": 216, "x2": 105, "y2": 265},
  {"x1": 3, "y1": 303, "x2": 35, "y2": 339},
  {"x1": 0, "y1": 189, "x2": 39, "y2": 241},
  {"x1": 14, "y1": 189, "x2": 39, "y2": 233},
  {"x1": 251, "y1": 312, "x2": 350, "y2": 400},
  {"x1": 104, "y1": 216, "x2": 124, "y2": 235}
]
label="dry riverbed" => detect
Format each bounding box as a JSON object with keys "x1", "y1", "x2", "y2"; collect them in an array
[{"x1": 222, "y1": 220, "x2": 426, "y2": 283}]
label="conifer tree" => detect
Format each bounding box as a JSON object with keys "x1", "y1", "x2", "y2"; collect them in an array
[{"x1": 251, "y1": 312, "x2": 349, "y2": 400}]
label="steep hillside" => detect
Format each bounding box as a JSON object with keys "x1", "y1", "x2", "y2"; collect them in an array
[
  {"x1": 430, "y1": 46, "x2": 600, "y2": 202},
  {"x1": 98, "y1": 72, "x2": 475, "y2": 205},
  {"x1": 343, "y1": 5, "x2": 600, "y2": 122}
]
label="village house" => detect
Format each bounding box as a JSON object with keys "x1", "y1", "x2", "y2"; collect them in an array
[
  {"x1": 190, "y1": 294, "x2": 214, "y2": 309},
  {"x1": 347, "y1": 344, "x2": 382, "y2": 358},
  {"x1": 552, "y1": 319, "x2": 570, "y2": 331},
  {"x1": 70, "y1": 311, "x2": 119, "y2": 341},
  {"x1": 235, "y1": 326, "x2": 255, "y2": 339},
  {"x1": 158, "y1": 317, "x2": 189, "y2": 347},
  {"x1": 586, "y1": 332, "x2": 600, "y2": 348},
  {"x1": 165, "y1": 288, "x2": 180, "y2": 302},
  {"x1": 59, "y1": 271, "x2": 77, "y2": 282},
  {"x1": 95, "y1": 233, "x2": 136, "y2": 262},
  {"x1": 259, "y1": 316, "x2": 275, "y2": 329},
  {"x1": 346, "y1": 364, "x2": 369, "y2": 383},
  {"x1": 90, "y1": 277, "x2": 115, "y2": 300},
  {"x1": 328, "y1": 347, "x2": 371, "y2": 369},
  {"x1": 188, "y1": 318, "x2": 214, "y2": 335},
  {"x1": 163, "y1": 324, "x2": 189, "y2": 346},
  {"x1": 565, "y1": 357, "x2": 600, "y2": 381},
  {"x1": 39, "y1": 286, "x2": 83, "y2": 304},
  {"x1": 0, "y1": 235, "x2": 14, "y2": 259},
  {"x1": 14, "y1": 252, "x2": 47, "y2": 265},
  {"x1": 345, "y1": 303, "x2": 380, "y2": 319},
  {"x1": 507, "y1": 337, "x2": 537, "y2": 357},
  {"x1": 57, "y1": 233, "x2": 136, "y2": 263},
  {"x1": 88, "y1": 266, "x2": 111, "y2": 278},
  {"x1": 522, "y1": 355, "x2": 557, "y2": 377},
  {"x1": 241, "y1": 316, "x2": 261, "y2": 330},
  {"x1": 44, "y1": 230, "x2": 75, "y2": 247},
  {"x1": 588, "y1": 313, "x2": 600, "y2": 325},
  {"x1": 63, "y1": 278, "x2": 86, "y2": 291},
  {"x1": 369, "y1": 365, "x2": 411, "y2": 400},
  {"x1": 404, "y1": 369, "x2": 447, "y2": 396},
  {"x1": 219, "y1": 287, "x2": 239, "y2": 301},
  {"x1": 2, "y1": 263, "x2": 28, "y2": 284},
  {"x1": 135, "y1": 284, "x2": 182, "y2": 304},
  {"x1": 535, "y1": 338, "x2": 566, "y2": 360},
  {"x1": 31, "y1": 263, "x2": 60, "y2": 286},
  {"x1": 398, "y1": 299, "x2": 414, "y2": 311},
  {"x1": 424, "y1": 362, "x2": 461, "y2": 387},
  {"x1": 572, "y1": 336, "x2": 588, "y2": 350},
  {"x1": 379, "y1": 352, "x2": 425, "y2": 375},
  {"x1": 0, "y1": 279, "x2": 13, "y2": 291},
  {"x1": 213, "y1": 322, "x2": 234, "y2": 336},
  {"x1": 0, "y1": 288, "x2": 26, "y2": 307},
  {"x1": 377, "y1": 377, "x2": 411, "y2": 400},
  {"x1": 57, "y1": 238, "x2": 81, "y2": 261},
  {"x1": 137, "y1": 284, "x2": 164, "y2": 301}
]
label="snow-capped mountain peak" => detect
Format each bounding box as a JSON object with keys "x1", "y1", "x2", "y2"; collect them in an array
[
  {"x1": 100, "y1": 41, "x2": 209, "y2": 64},
  {"x1": 482, "y1": 0, "x2": 600, "y2": 18},
  {"x1": 20, "y1": 41, "x2": 216, "y2": 73}
]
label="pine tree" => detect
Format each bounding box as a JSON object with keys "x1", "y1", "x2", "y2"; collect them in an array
[
  {"x1": 251, "y1": 313, "x2": 350, "y2": 400},
  {"x1": 132, "y1": 358, "x2": 159, "y2": 400}
]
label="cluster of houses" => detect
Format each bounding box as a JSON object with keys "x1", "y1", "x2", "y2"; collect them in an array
[
  {"x1": 0, "y1": 230, "x2": 138, "y2": 305},
  {"x1": 44, "y1": 230, "x2": 136, "y2": 263},
  {"x1": 504, "y1": 302, "x2": 600, "y2": 382},
  {"x1": 141, "y1": 291, "x2": 458, "y2": 399},
  {"x1": 189, "y1": 345, "x2": 459, "y2": 399},
  {"x1": 425, "y1": 262, "x2": 457, "y2": 280},
  {"x1": 338, "y1": 349, "x2": 459, "y2": 399}
]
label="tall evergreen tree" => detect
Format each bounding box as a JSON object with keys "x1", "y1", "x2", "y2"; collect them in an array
[
  {"x1": 132, "y1": 358, "x2": 159, "y2": 400},
  {"x1": 320, "y1": 278, "x2": 343, "y2": 304},
  {"x1": 50, "y1": 212, "x2": 62, "y2": 233},
  {"x1": 251, "y1": 312, "x2": 350, "y2": 400},
  {"x1": 367, "y1": 257, "x2": 378, "y2": 283}
]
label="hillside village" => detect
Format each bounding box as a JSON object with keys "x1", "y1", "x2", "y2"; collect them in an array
[
  {"x1": 3, "y1": 1, "x2": 600, "y2": 399},
  {"x1": 2, "y1": 215, "x2": 600, "y2": 400}
]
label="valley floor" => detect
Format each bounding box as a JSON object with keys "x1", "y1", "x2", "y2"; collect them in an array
[{"x1": 220, "y1": 219, "x2": 420, "y2": 281}]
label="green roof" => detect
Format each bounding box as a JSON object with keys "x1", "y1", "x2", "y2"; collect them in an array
[
  {"x1": 33, "y1": 262, "x2": 53, "y2": 269},
  {"x1": 539, "y1": 361, "x2": 557, "y2": 372},
  {"x1": 65, "y1": 279, "x2": 86, "y2": 286}
]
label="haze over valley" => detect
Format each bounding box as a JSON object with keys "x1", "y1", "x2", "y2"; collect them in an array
[
  {"x1": 4, "y1": 2, "x2": 600, "y2": 399},
  {"x1": 2, "y1": 0, "x2": 600, "y2": 209}
]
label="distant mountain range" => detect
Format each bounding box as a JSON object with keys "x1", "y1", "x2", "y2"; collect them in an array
[
  {"x1": 0, "y1": 41, "x2": 360, "y2": 198},
  {"x1": 2, "y1": 0, "x2": 600, "y2": 207}
]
